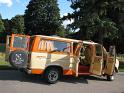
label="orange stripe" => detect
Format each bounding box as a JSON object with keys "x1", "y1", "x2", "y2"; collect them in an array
[
  {"x1": 31, "y1": 69, "x2": 76, "y2": 76},
  {"x1": 63, "y1": 69, "x2": 76, "y2": 75},
  {"x1": 31, "y1": 69, "x2": 44, "y2": 74}
]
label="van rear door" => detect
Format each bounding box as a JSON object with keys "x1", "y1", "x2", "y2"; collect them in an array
[{"x1": 5, "y1": 35, "x2": 11, "y2": 61}]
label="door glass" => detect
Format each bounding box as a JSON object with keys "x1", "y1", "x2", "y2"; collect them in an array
[
  {"x1": 13, "y1": 36, "x2": 28, "y2": 49},
  {"x1": 109, "y1": 46, "x2": 115, "y2": 57},
  {"x1": 95, "y1": 45, "x2": 102, "y2": 56}
]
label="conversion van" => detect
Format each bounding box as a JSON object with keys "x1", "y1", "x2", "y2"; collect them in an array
[{"x1": 6, "y1": 34, "x2": 119, "y2": 83}]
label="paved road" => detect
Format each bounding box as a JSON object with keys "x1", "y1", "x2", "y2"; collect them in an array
[{"x1": 0, "y1": 70, "x2": 124, "y2": 93}]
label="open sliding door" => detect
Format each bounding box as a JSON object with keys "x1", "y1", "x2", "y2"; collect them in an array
[{"x1": 90, "y1": 44, "x2": 103, "y2": 75}]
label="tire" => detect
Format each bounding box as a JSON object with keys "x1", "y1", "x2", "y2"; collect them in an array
[
  {"x1": 44, "y1": 68, "x2": 60, "y2": 84},
  {"x1": 106, "y1": 75, "x2": 114, "y2": 81},
  {"x1": 9, "y1": 50, "x2": 28, "y2": 69}
]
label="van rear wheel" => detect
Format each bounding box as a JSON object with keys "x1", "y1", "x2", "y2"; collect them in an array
[{"x1": 44, "y1": 68, "x2": 60, "y2": 84}]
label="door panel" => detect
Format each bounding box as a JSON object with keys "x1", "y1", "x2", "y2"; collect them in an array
[
  {"x1": 30, "y1": 52, "x2": 70, "y2": 70},
  {"x1": 5, "y1": 35, "x2": 11, "y2": 61},
  {"x1": 70, "y1": 57, "x2": 79, "y2": 76},
  {"x1": 90, "y1": 45, "x2": 103, "y2": 75},
  {"x1": 105, "y1": 46, "x2": 116, "y2": 75},
  {"x1": 105, "y1": 57, "x2": 115, "y2": 75},
  {"x1": 49, "y1": 53, "x2": 70, "y2": 69},
  {"x1": 90, "y1": 56, "x2": 103, "y2": 75}
]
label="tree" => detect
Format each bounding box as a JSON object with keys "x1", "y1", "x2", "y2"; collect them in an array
[
  {"x1": 3, "y1": 19, "x2": 11, "y2": 35},
  {"x1": 64, "y1": 0, "x2": 119, "y2": 45},
  {"x1": 0, "y1": 14, "x2": 5, "y2": 43},
  {"x1": 11, "y1": 15, "x2": 25, "y2": 34},
  {"x1": 117, "y1": 0, "x2": 124, "y2": 53},
  {"x1": 24, "y1": 0, "x2": 62, "y2": 36},
  {"x1": 0, "y1": 14, "x2": 5, "y2": 32}
]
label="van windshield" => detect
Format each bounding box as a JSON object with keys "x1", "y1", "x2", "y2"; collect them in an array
[{"x1": 13, "y1": 36, "x2": 28, "y2": 49}]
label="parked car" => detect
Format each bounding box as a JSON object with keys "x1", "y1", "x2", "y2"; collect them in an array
[{"x1": 5, "y1": 34, "x2": 119, "y2": 83}]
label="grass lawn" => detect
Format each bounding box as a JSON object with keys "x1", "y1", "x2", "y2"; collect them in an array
[
  {"x1": 0, "y1": 61, "x2": 14, "y2": 70},
  {"x1": 0, "y1": 43, "x2": 6, "y2": 52},
  {"x1": 0, "y1": 52, "x2": 14, "y2": 70},
  {"x1": 119, "y1": 62, "x2": 124, "y2": 72}
]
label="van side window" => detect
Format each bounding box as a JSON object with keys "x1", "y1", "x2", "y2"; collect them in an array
[
  {"x1": 38, "y1": 39, "x2": 70, "y2": 53},
  {"x1": 54, "y1": 41, "x2": 70, "y2": 53},
  {"x1": 95, "y1": 45, "x2": 102, "y2": 56},
  {"x1": 38, "y1": 40, "x2": 54, "y2": 52}
]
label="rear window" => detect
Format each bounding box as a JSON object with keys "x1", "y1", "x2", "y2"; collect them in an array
[{"x1": 13, "y1": 36, "x2": 28, "y2": 49}]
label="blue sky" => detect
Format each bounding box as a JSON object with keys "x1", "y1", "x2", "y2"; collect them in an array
[{"x1": 0, "y1": 0, "x2": 73, "y2": 19}]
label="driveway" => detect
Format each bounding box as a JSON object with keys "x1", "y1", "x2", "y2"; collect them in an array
[{"x1": 0, "y1": 70, "x2": 124, "y2": 93}]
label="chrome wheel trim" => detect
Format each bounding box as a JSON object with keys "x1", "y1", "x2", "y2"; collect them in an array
[{"x1": 48, "y1": 71, "x2": 58, "y2": 82}]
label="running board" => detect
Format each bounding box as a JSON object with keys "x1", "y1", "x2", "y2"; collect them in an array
[{"x1": 78, "y1": 72, "x2": 91, "y2": 75}]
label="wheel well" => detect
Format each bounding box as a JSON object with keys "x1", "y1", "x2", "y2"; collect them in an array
[{"x1": 44, "y1": 66, "x2": 63, "y2": 75}]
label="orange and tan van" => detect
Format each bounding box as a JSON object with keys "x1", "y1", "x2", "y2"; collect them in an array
[{"x1": 6, "y1": 34, "x2": 119, "y2": 83}]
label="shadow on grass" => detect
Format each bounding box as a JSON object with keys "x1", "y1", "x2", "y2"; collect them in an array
[{"x1": 0, "y1": 65, "x2": 16, "y2": 70}]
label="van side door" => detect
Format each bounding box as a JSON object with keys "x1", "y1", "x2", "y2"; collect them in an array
[
  {"x1": 105, "y1": 46, "x2": 116, "y2": 75},
  {"x1": 90, "y1": 44, "x2": 103, "y2": 75},
  {"x1": 72, "y1": 43, "x2": 82, "y2": 77}
]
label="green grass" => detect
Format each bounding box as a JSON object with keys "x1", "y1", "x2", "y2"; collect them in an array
[
  {"x1": 119, "y1": 62, "x2": 124, "y2": 72},
  {"x1": 117, "y1": 54, "x2": 124, "y2": 72},
  {"x1": 117, "y1": 54, "x2": 124, "y2": 62},
  {"x1": 0, "y1": 44, "x2": 6, "y2": 52},
  {"x1": 0, "y1": 61, "x2": 14, "y2": 70},
  {"x1": 0, "y1": 52, "x2": 14, "y2": 70}
]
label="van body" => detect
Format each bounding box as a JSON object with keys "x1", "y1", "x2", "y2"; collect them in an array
[{"x1": 6, "y1": 34, "x2": 119, "y2": 83}]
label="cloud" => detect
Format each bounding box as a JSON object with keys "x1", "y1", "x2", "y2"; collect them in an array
[
  {"x1": 63, "y1": 19, "x2": 74, "y2": 27},
  {"x1": 61, "y1": 13, "x2": 74, "y2": 28},
  {"x1": 0, "y1": 0, "x2": 20, "y2": 7},
  {"x1": 0, "y1": 0, "x2": 13, "y2": 7}
]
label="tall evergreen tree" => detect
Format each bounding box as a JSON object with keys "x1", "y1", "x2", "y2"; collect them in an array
[
  {"x1": 11, "y1": 15, "x2": 25, "y2": 34},
  {"x1": 64, "y1": 0, "x2": 119, "y2": 44},
  {"x1": 24, "y1": 0, "x2": 62, "y2": 35}
]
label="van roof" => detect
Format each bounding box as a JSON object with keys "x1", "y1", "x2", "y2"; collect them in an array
[
  {"x1": 32, "y1": 35, "x2": 82, "y2": 43},
  {"x1": 83, "y1": 41, "x2": 99, "y2": 45}
]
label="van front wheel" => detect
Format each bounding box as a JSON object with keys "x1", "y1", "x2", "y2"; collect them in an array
[
  {"x1": 106, "y1": 75, "x2": 114, "y2": 81},
  {"x1": 44, "y1": 68, "x2": 60, "y2": 84}
]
